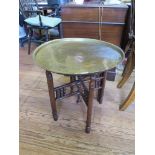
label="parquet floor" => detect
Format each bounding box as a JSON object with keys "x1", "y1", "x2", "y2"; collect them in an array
[{"x1": 19, "y1": 43, "x2": 135, "y2": 155}]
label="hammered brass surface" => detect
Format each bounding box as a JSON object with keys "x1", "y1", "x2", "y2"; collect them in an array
[{"x1": 33, "y1": 38, "x2": 124, "y2": 75}]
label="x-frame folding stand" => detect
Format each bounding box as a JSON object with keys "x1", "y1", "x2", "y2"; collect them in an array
[{"x1": 45, "y1": 70, "x2": 107, "y2": 133}]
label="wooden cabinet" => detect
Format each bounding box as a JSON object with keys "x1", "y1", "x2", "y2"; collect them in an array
[{"x1": 61, "y1": 2, "x2": 129, "y2": 80}]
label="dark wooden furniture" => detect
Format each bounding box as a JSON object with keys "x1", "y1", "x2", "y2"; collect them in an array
[
  {"x1": 33, "y1": 38, "x2": 124, "y2": 133},
  {"x1": 61, "y1": 1, "x2": 128, "y2": 81}
]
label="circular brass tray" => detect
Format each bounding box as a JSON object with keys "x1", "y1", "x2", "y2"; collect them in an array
[{"x1": 33, "y1": 38, "x2": 124, "y2": 75}]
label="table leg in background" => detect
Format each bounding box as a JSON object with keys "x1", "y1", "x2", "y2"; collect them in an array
[{"x1": 97, "y1": 71, "x2": 107, "y2": 104}]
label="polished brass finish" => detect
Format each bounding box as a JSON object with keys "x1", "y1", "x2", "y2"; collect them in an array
[{"x1": 33, "y1": 38, "x2": 124, "y2": 75}]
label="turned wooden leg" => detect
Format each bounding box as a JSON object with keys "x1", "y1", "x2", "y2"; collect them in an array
[
  {"x1": 46, "y1": 70, "x2": 58, "y2": 121},
  {"x1": 97, "y1": 71, "x2": 107, "y2": 104},
  {"x1": 119, "y1": 83, "x2": 135, "y2": 111},
  {"x1": 28, "y1": 28, "x2": 33, "y2": 55},
  {"x1": 85, "y1": 77, "x2": 95, "y2": 133}
]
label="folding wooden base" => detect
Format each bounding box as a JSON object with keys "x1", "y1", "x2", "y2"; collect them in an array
[{"x1": 45, "y1": 70, "x2": 107, "y2": 133}]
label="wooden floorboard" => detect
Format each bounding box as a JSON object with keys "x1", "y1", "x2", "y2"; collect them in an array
[{"x1": 19, "y1": 43, "x2": 135, "y2": 155}]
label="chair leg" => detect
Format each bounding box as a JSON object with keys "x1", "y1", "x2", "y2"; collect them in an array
[
  {"x1": 121, "y1": 51, "x2": 133, "y2": 78},
  {"x1": 19, "y1": 38, "x2": 24, "y2": 47},
  {"x1": 117, "y1": 51, "x2": 135, "y2": 88},
  {"x1": 85, "y1": 77, "x2": 95, "y2": 133},
  {"x1": 39, "y1": 29, "x2": 42, "y2": 38},
  {"x1": 122, "y1": 58, "x2": 129, "y2": 77},
  {"x1": 45, "y1": 29, "x2": 49, "y2": 42},
  {"x1": 58, "y1": 24, "x2": 62, "y2": 38},
  {"x1": 46, "y1": 70, "x2": 58, "y2": 121},
  {"x1": 28, "y1": 28, "x2": 33, "y2": 55},
  {"x1": 97, "y1": 71, "x2": 107, "y2": 104},
  {"x1": 119, "y1": 83, "x2": 135, "y2": 111},
  {"x1": 117, "y1": 70, "x2": 133, "y2": 88}
]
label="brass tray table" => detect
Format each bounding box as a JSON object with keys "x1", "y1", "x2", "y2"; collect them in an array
[{"x1": 33, "y1": 38, "x2": 124, "y2": 133}]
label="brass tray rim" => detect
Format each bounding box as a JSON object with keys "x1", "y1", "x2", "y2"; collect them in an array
[{"x1": 33, "y1": 38, "x2": 125, "y2": 76}]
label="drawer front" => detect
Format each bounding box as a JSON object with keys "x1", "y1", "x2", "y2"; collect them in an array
[
  {"x1": 62, "y1": 23, "x2": 100, "y2": 39},
  {"x1": 62, "y1": 7, "x2": 127, "y2": 23},
  {"x1": 101, "y1": 25, "x2": 124, "y2": 46},
  {"x1": 101, "y1": 8, "x2": 128, "y2": 23},
  {"x1": 61, "y1": 7, "x2": 99, "y2": 22},
  {"x1": 62, "y1": 22, "x2": 124, "y2": 46}
]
